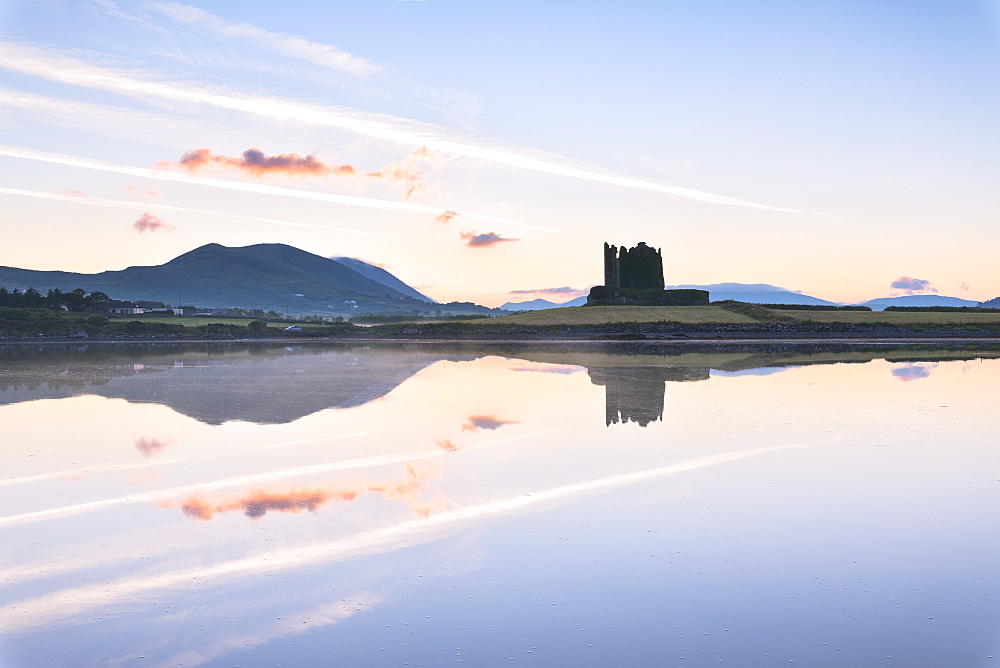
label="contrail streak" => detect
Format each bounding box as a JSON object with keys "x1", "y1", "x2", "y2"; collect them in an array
[
  {"x1": 0, "y1": 429, "x2": 563, "y2": 527},
  {"x1": 0, "y1": 442, "x2": 806, "y2": 631},
  {"x1": 0, "y1": 144, "x2": 553, "y2": 232},
  {"x1": 0, "y1": 185, "x2": 394, "y2": 237},
  {"x1": 0, "y1": 42, "x2": 822, "y2": 215},
  {"x1": 0, "y1": 433, "x2": 365, "y2": 489},
  {"x1": 0, "y1": 459, "x2": 185, "y2": 488}
]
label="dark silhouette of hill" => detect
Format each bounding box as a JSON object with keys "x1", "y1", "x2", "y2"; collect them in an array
[
  {"x1": 0, "y1": 243, "x2": 431, "y2": 315},
  {"x1": 331, "y1": 256, "x2": 437, "y2": 303}
]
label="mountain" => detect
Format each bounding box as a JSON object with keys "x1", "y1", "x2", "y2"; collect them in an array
[
  {"x1": 859, "y1": 295, "x2": 980, "y2": 311},
  {"x1": 330, "y1": 257, "x2": 436, "y2": 303},
  {"x1": 981, "y1": 296, "x2": 1000, "y2": 308},
  {"x1": 501, "y1": 296, "x2": 588, "y2": 311},
  {"x1": 0, "y1": 243, "x2": 437, "y2": 315},
  {"x1": 669, "y1": 283, "x2": 839, "y2": 306}
]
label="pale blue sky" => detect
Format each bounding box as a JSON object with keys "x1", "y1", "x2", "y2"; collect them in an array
[{"x1": 1, "y1": 0, "x2": 997, "y2": 304}]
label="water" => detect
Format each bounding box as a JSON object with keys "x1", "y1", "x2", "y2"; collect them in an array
[{"x1": 1, "y1": 341, "x2": 999, "y2": 666}]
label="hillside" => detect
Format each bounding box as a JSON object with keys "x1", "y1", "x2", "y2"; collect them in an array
[
  {"x1": 0, "y1": 243, "x2": 434, "y2": 316},
  {"x1": 331, "y1": 256, "x2": 437, "y2": 303}
]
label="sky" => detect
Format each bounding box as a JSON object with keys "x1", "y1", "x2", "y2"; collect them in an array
[{"x1": 0, "y1": 0, "x2": 998, "y2": 307}]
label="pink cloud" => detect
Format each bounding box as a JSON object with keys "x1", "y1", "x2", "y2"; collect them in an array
[
  {"x1": 160, "y1": 147, "x2": 430, "y2": 197},
  {"x1": 461, "y1": 415, "x2": 521, "y2": 432},
  {"x1": 124, "y1": 185, "x2": 159, "y2": 199},
  {"x1": 460, "y1": 231, "x2": 519, "y2": 248},
  {"x1": 133, "y1": 212, "x2": 170, "y2": 233},
  {"x1": 435, "y1": 210, "x2": 459, "y2": 224},
  {"x1": 891, "y1": 363, "x2": 937, "y2": 382},
  {"x1": 890, "y1": 276, "x2": 937, "y2": 295}
]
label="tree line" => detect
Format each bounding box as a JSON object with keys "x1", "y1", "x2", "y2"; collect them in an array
[{"x1": 0, "y1": 287, "x2": 113, "y2": 311}]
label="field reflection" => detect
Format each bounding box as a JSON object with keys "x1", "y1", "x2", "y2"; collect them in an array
[{"x1": 2, "y1": 341, "x2": 999, "y2": 666}]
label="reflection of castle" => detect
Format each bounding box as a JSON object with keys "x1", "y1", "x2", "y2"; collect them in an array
[{"x1": 588, "y1": 367, "x2": 710, "y2": 427}]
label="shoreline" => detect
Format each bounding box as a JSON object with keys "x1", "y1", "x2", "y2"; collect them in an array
[{"x1": 3, "y1": 334, "x2": 1000, "y2": 347}]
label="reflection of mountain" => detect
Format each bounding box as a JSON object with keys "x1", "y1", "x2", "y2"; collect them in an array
[
  {"x1": 3, "y1": 341, "x2": 998, "y2": 427},
  {"x1": 0, "y1": 343, "x2": 473, "y2": 425},
  {"x1": 589, "y1": 367, "x2": 709, "y2": 426}
]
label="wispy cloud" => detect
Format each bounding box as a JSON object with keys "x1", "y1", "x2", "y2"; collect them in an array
[
  {"x1": 435, "y1": 210, "x2": 458, "y2": 224},
  {"x1": 509, "y1": 362, "x2": 584, "y2": 375},
  {"x1": 0, "y1": 183, "x2": 395, "y2": 237},
  {"x1": 133, "y1": 212, "x2": 170, "y2": 232},
  {"x1": 508, "y1": 286, "x2": 588, "y2": 297},
  {"x1": 123, "y1": 184, "x2": 158, "y2": 198},
  {"x1": 147, "y1": 1, "x2": 381, "y2": 77},
  {"x1": 461, "y1": 231, "x2": 519, "y2": 248},
  {"x1": 0, "y1": 42, "x2": 823, "y2": 215},
  {"x1": 890, "y1": 276, "x2": 937, "y2": 295},
  {"x1": 0, "y1": 145, "x2": 548, "y2": 231}
]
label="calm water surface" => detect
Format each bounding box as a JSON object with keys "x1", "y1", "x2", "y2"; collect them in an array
[{"x1": 1, "y1": 341, "x2": 999, "y2": 666}]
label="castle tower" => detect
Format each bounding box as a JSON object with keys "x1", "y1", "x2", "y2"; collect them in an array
[{"x1": 603, "y1": 241, "x2": 663, "y2": 289}]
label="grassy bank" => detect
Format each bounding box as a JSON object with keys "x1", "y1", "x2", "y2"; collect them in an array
[
  {"x1": 480, "y1": 305, "x2": 760, "y2": 325},
  {"x1": 462, "y1": 304, "x2": 1000, "y2": 328},
  {"x1": 0, "y1": 308, "x2": 353, "y2": 339},
  {"x1": 5, "y1": 303, "x2": 1000, "y2": 341}
]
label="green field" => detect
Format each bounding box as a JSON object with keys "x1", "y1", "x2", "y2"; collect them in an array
[
  {"x1": 776, "y1": 309, "x2": 1000, "y2": 325},
  {"x1": 125, "y1": 315, "x2": 331, "y2": 329},
  {"x1": 478, "y1": 305, "x2": 759, "y2": 326},
  {"x1": 466, "y1": 305, "x2": 1000, "y2": 328}
]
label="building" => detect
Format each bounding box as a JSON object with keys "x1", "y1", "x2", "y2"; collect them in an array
[{"x1": 104, "y1": 299, "x2": 142, "y2": 315}]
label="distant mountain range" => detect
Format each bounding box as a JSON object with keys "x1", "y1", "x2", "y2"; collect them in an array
[
  {"x1": 500, "y1": 296, "x2": 588, "y2": 311},
  {"x1": 503, "y1": 283, "x2": 985, "y2": 311},
  {"x1": 0, "y1": 243, "x2": 493, "y2": 316},
  {"x1": 856, "y1": 295, "x2": 979, "y2": 310},
  {"x1": 669, "y1": 283, "x2": 840, "y2": 306}
]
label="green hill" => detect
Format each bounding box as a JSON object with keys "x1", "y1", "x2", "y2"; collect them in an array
[{"x1": 0, "y1": 243, "x2": 430, "y2": 315}]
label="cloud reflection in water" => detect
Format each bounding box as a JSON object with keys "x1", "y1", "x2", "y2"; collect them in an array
[{"x1": 162, "y1": 463, "x2": 443, "y2": 520}]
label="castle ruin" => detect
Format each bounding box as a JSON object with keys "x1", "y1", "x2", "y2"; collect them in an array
[
  {"x1": 587, "y1": 241, "x2": 708, "y2": 307},
  {"x1": 603, "y1": 242, "x2": 664, "y2": 290}
]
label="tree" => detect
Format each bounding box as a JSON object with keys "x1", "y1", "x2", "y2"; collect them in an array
[
  {"x1": 63, "y1": 288, "x2": 88, "y2": 311},
  {"x1": 85, "y1": 291, "x2": 111, "y2": 310},
  {"x1": 22, "y1": 287, "x2": 43, "y2": 308}
]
